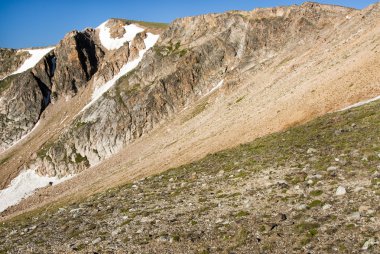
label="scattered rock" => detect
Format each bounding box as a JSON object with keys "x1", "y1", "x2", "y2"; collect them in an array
[
  {"x1": 362, "y1": 238, "x2": 378, "y2": 250},
  {"x1": 335, "y1": 186, "x2": 346, "y2": 196},
  {"x1": 348, "y1": 212, "x2": 360, "y2": 220},
  {"x1": 277, "y1": 180, "x2": 289, "y2": 189},
  {"x1": 353, "y1": 186, "x2": 364, "y2": 192},
  {"x1": 307, "y1": 148, "x2": 317, "y2": 154},
  {"x1": 327, "y1": 166, "x2": 339, "y2": 171},
  {"x1": 359, "y1": 206, "x2": 370, "y2": 212},
  {"x1": 322, "y1": 204, "x2": 332, "y2": 210},
  {"x1": 141, "y1": 217, "x2": 154, "y2": 223},
  {"x1": 296, "y1": 204, "x2": 307, "y2": 210},
  {"x1": 92, "y1": 238, "x2": 101, "y2": 245}
]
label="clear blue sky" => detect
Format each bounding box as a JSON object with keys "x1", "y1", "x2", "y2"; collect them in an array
[{"x1": 0, "y1": 0, "x2": 377, "y2": 49}]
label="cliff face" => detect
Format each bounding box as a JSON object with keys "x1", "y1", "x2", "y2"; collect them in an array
[
  {"x1": 22, "y1": 3, "x2": 363, "y2": 176},
  {"x1": 50, "y1": 29, "x2": 104, "y2": 98},
  {"x1": 0, "y1": 29, "x2": 102, "y2": 152}
]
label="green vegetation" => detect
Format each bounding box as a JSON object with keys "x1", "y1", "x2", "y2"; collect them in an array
[
  {"x1": 74, "y1": 153, "x2": 88, "y2": 164},
  {"x1": 119, "y1": 19, "x2": 169, "y2": 30},
  {"x1": 0, "y1": 75, "x2": 16, "y2": 94},
  {"x1": 36, "y1": 142, "x2": 55, "y2": 159},
  {"x1": 235, "y1": 211, "x2": 250, "y2": 217},
  {"x1": 235, "y1": 96, "x2": 245, "y2": 104},
  {"x1": 74, "y1": 120, "x2": 86, "y2": 129},
  {"x1": 154, "y1": 41, "x2": 188, "y2": 57},
  {"x1": 296, "y1": 222, "x2": 320, "y2": 234},
  {"x1": 310, "y1": 190, "x2": 323, "y2": 196},
  {"x1": 182, "y1": 100, "x2": 208, "y2": 122},
  {"x1": 0, "y1": 155, "x2": 10, "y2": 166},
  {"x1": 308, "y1": 199, "x2": 323, "y2": 208}
]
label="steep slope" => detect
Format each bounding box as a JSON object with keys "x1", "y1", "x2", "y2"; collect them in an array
[
  {"x1": 1, "y1": 91, "x2": 379, "y2": 253},
  {"x1": 0, "y1": 2, "x2": 379, "y2": 219}
]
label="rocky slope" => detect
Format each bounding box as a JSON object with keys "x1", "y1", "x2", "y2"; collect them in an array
[
  {"x1": 22, "y1": 2, "x2": 379, "y2": 177},
  {"x1": 1, "y1": 93, "x2": 379, "y2": 253}
]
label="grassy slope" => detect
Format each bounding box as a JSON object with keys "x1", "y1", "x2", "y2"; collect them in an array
[
  {"x1": 111, "y1": 18, "x2": 169, "y2": 30},
  {"x1": 0, "y1": 100, "x2": 379, "y2": 253}
]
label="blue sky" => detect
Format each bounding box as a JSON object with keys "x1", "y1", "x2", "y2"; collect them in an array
[{"x1": 0, "y1": 0, "x2": 377, "y2": 48}]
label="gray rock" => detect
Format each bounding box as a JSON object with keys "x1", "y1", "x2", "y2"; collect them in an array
[
  {"x1": 362, "y1": 238, "x2": 377, "y2": 250},
  {"x1": 335, "y1": 186, "x2": 346, "y2": 196},
  {"x1": 92, "y1": 237, "x2": 101, "y2": 244}
]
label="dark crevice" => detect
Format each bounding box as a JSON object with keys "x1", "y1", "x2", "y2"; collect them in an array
[
  {"x1": 71, "y1": 79, "x2": 78, "y2": 94},
  {"x1": 75, "y1": 33, "x2": 99, "y2": 81},
  {"x1": 48, "y1": 55, "x2": 57, "y2": 77},
  {"x1": 32, "y1": 74, "x2": 51, "y2": 117}
]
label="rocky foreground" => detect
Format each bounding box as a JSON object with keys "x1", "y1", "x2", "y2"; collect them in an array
[{"x1": 1, "y1": 98, "x2": 379, "y2": 253}]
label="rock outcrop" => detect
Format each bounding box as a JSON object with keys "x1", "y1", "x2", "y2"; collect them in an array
[
  {"x1": 0, "y1": 72, "x2": 46, "y2": 149},
  {"x1": 51, "y1": 29, "x2": 104, "y2": 98},
  {"x1": 0, "y1": 49, "x2": 30, "y2": 80}
]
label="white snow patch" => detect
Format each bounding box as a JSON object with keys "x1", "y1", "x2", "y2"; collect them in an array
[
  {"x1": 205, "y1": 80, "x2": 224, "y2": 96},
  {"x1": 0, "y1": 170, "x2": 73, "y2": 213},
  {"x1": 81, "y1": 33, "x2": 159, "y2": 112},
  {"x1": 12, "y1": 47, "x2": 55, "y2": 75},
  {"x1": 97, "y1": 21, "x2": 144, "y2": 50},
  {"x1": 338, "y1": 95, "x2": 380, "y2": 111}
]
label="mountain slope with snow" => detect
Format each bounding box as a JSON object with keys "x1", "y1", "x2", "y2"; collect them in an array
[
  {"x1": 0, "y1": 3, "x2": 379, "y2": 231},
  {"x1": 12, "y1": 47, "x2": 55, "y2": 75},
  {"x1": 97, "y1": 21, "x2": 144, "y2": 50},
  {"x1": 85, "y1": 32, "x2": 159, "y2": 110}
]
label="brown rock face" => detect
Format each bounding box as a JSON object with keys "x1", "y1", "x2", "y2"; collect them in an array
[
  {"x1": 51, "y1": 29, "x2": 104, "y2": 97},
  {"x1": 107, "y1": 19, "x2": 127, "y2": 39}
]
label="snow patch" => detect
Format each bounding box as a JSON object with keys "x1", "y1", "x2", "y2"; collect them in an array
[
  {"x1": 205, "y1": 80, "x2": 224, "y2": 96},
  {"x1": 97, "y1": 21, "x2": 144, "y2": 50},
  {"x1": 338, "y1": 95, "x2": 380, "y2": 111},
  {"x1": 81, "y1": 33, "x2": 159, "y2": 112},
  {"x1": 13, "y1": 47, "x2": 55, "y2": 75},
  {"x1": 0, "y1": 170, "x2": 73, "y2": 213}
]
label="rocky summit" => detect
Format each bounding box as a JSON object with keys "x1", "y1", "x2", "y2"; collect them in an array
[{"x1": 0, "y1": 2, "x2": 380, "y2": 253}]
